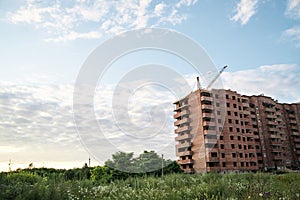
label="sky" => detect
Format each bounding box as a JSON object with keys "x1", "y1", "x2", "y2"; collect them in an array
[{"x1": 0, "y1": 0, "x2": 300, "y2": 171}]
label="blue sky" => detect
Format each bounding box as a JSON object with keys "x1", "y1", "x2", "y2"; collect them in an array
[
  {"x1": 0, "y1": 0, "x2": 300, "y2": 171},
  {"x1": 1, "y1": 0, "x2": 299, "y2": 81}
]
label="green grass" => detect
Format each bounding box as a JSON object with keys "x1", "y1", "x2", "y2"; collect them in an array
[{"x1": 1, "y1": 172, "x2": 300, "y2": 200}]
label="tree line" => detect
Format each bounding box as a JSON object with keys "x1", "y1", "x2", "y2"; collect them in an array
[{"x1": 1, "y1": 150, "x2": 182, "y2": 184}]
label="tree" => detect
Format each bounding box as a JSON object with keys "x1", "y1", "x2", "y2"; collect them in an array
[
  {"x1": 104, "y1": 150, "x2": 182, "y2": 176},
  {"x1": 163, "y1": 161, "x2": 183, "y2": 174},
  {"x1": 105, "y1": 151, "x2": 135, "y2": 173},
  {"x1": 91, "y1": 166, "x2": 112, "y2": 183},
  {"x1": 134, "y1": 150, "x2": 162, "y2": 173}
]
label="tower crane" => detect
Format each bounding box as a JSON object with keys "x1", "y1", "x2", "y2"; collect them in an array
[{"x1": 206, "y1": 65, "x2": 228, "y2": 89}]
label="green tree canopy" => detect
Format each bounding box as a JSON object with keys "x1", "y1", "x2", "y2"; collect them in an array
[
  {"x1": 104, "y1": 150, "x2": 176, "y2": 174},
  {"x1": 105, "y1": 151, "x2": 135, "y2": 172},
  {"x1": 134, "y1": 150, "x2": 162, "y2": 173}
]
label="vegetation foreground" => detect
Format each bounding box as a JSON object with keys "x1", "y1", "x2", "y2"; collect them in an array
[{"x1": 0, "y1": 169, "x2": 300, "y2": 200}]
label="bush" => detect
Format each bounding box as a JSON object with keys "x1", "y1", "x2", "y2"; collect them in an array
[{"x1": 1, "y1": 169, "x2": 299, "y2": 199}]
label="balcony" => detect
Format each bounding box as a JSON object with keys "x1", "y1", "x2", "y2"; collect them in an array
[
  {"x1": 290, "y1": 125, "x2": 298, "y2": 130},
  {"x1": 289, "y1": 113, "x2": 295, "y2": 118},
  {"x1": 200, "y1": 91, "x2": 211, "y2": 96},
  {"x1": 174, "y1": 104, "x2": 189, "y2": 112},
  {"x1": 276, "y1": 117, "x2": 283, "y2": 122},
  {"x1": 268, "y1": 127, "x2": 278, "y2": 132},
  {"x1": 177, "y1": 159, "x2": 194, "y2": 165},
  {"x1": 202, "y1": 104, "x2": 212, "y2": 110},
  {"x1": 267, "y1": 121, "x2": 277, "y2": 125},
  {"x1": 295, "y1": 144, "x2": 300, "y2": 149},
  {"x1": 290, "y1": 120, "x2": 297, "y2": 124},
  {"x1": 175, "y1": 126, "x2": 190, "y2": 133},
  {"x1": 175, "y1": 134, "x2": 192, "y2": 141},
  {"x1": 205, "y1": 138, "x2": 218, "y2": 144},
  {"x1": 173, "y1": 110, "x2": 189, "y2": 119},
  {"x1": 201, "y1": 96, "x2": 213, "y2": 102},
  {"x1": 203, "y1": 130, "x2": 216, "y2": 135},
  {"x1": 296, "y1": 150, "x2": 300, "y2": 155},
  {"x1": 174, "y1": 97, "x2": 188, "y2": 104},
  {"x1": 291, "y1": 131, "x2": 299, "y2": 136},
  {"x1": 203, "y1": 121, "x2": 215, "y2": 126},
  {"x1": 202, "y1": 113, "x2": 214, "y2": 118},
  {"x1": 176, "y1": 142, "x2": 192, "y2": 149},
  {"x1": 266, "y1": 114, "x2": 276, "y2": 119},
  {"x1": 241, "y1": 97, "x2": 248, "y2": 102},
  {"x1": 265, "y1": 107, "x2": 273, "y2": 112},
  {"x1": 293, "y1": 138, "x2": 300, "y2": 143},
  {"x1": 269, "y1": 134, "x2": 281, "y2": 139},
  {"x1": 268, "y1": 129, "x2": 278, "y2": 134},
  {"x1": 174, "y1": 118, "x2": 190, "y2": 126},
  {"x1": 176, "y1": 150, "x2": 193, "y2": 157}
]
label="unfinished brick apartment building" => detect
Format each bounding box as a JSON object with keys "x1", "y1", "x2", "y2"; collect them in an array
[{"x1": 174, "y1": 88, "x2": 300, "y2": 173}]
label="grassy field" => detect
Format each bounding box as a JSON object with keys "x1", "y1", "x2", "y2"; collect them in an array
[{"x1": 1, "y1": 170, "x2": 300, "y2": 200}]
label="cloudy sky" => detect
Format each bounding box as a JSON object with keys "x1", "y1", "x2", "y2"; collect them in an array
[{"x1": 0, "y1": 0, "x2": 300, "y2": 171}]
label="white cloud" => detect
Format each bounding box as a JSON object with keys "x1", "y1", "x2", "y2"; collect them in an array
[
  {"x1": 286, "y1": 0, "x2": 300, "y2": 18},
  {"x1": 221, "y1": 64, "x2": 300, "y2": 103},
  {"x1": 92, "y1": 83, "x2": 176, "y2": 157},
  {"x1": 182, "y1": 64, "x2": 300, "y2": 103},
  {"x1": 0, "y1": 80, "x2": 178, "y2": 169},
  {"x1": 283, "y1": 26, "x2": 300, "y2": 47},
  {"x1": 283, "y1": 0, "x2": 300, "y2": 47},
  {"x1": 231, "y1": 0, "x2": 258, "y2": 25},
  {"x1": 6, "y1": 0, "x2": 197, "y2": 42},
  {"x1": 45, "y1": 31, "x2": 102, "y2": 42},
  {"x1": 176, "y1": 0, "x2": 198, "y2": 7},
  {"x1": 154, "y1": 3, "x2": 166, "y2": 16},
  {"x1": 0, "y1": 83, "x2": 78, "y2": 147},
  {"x1": 157, "y1": 8, "x2": 187, "y2": 26}
]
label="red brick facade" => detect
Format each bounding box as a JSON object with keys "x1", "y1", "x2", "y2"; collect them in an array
[{"x1": 174, "y1": 89, "x2": 300, "y2": 173}]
